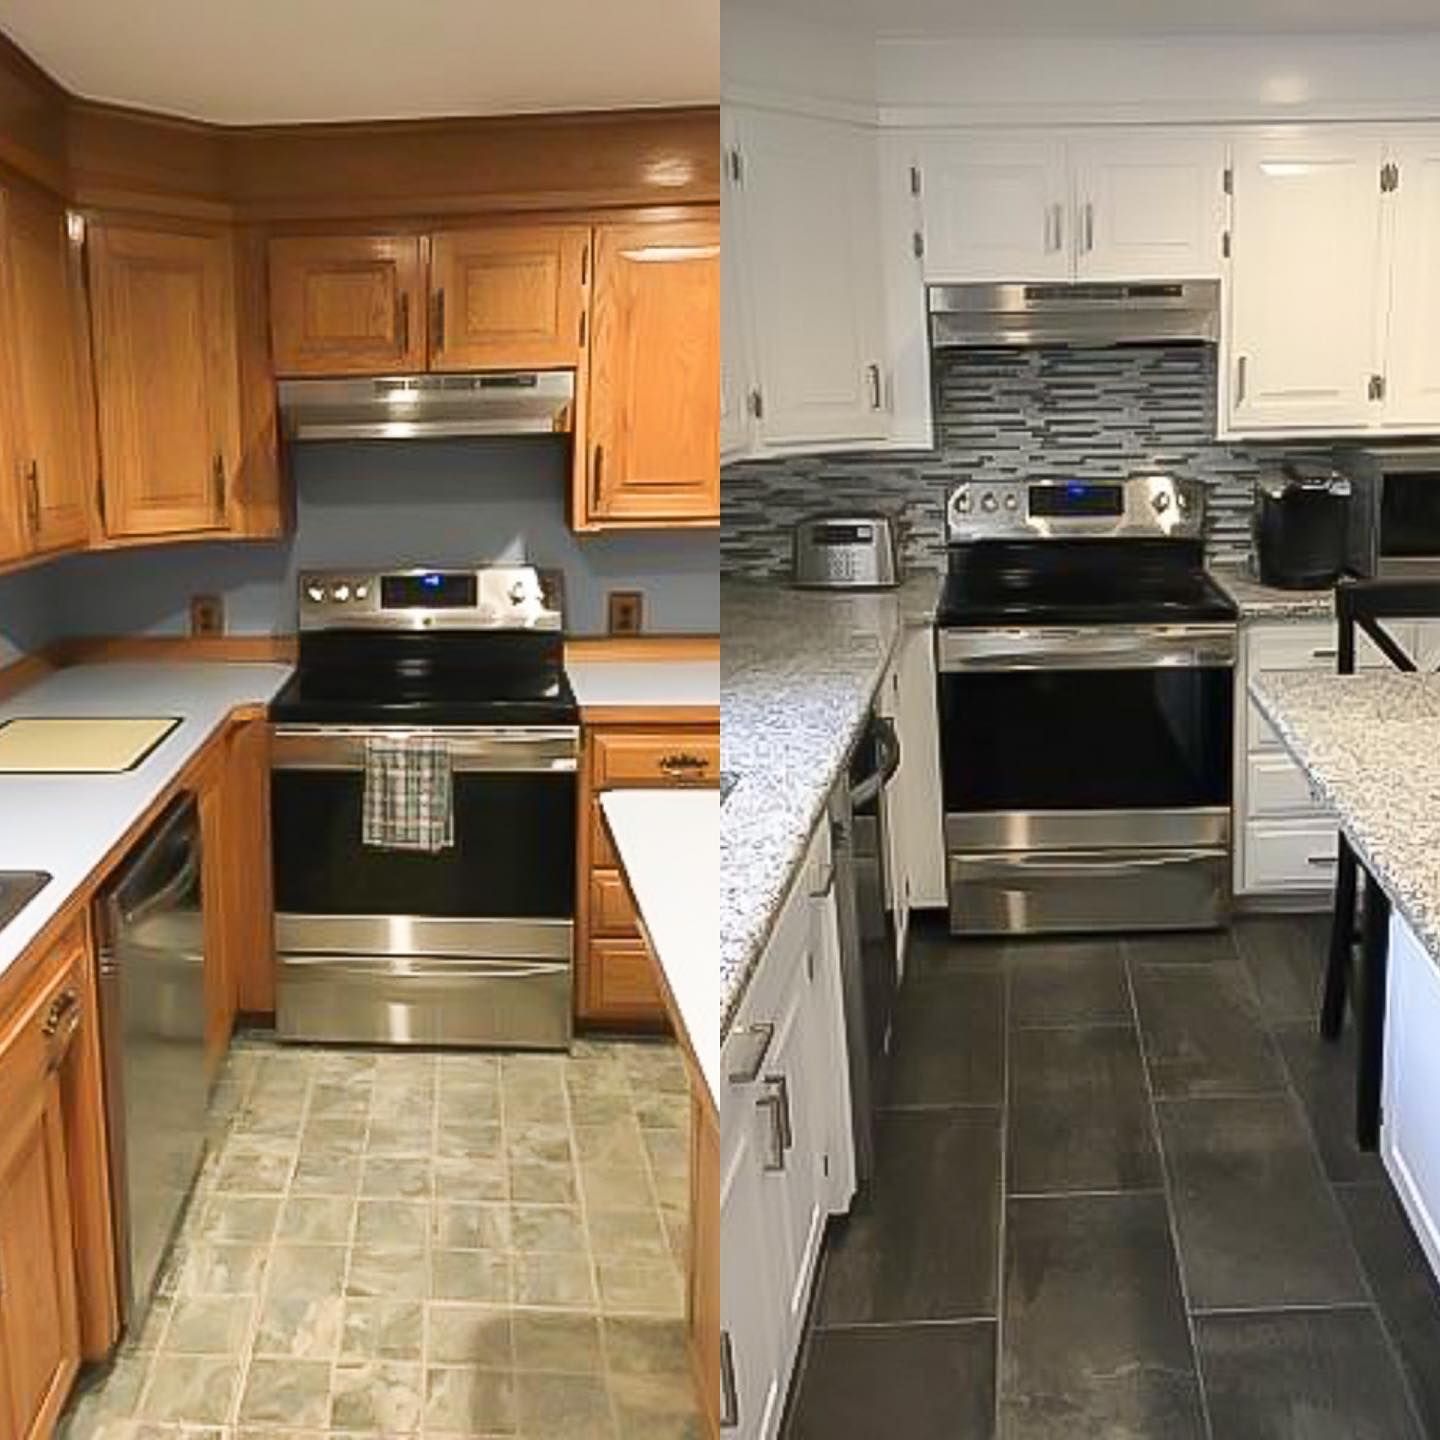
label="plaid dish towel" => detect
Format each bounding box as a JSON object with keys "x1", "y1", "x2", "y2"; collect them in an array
[{"x1": 361, "y1": 734, "x2": 455, "y2": 852}]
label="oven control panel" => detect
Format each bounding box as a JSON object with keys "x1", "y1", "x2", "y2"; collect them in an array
[
  {"x1": 297, "y1": 566, "x2": 564, "y2": 632},
  {"x1": 946, "y1": 475, "x2": 1203, "y2": 543}
]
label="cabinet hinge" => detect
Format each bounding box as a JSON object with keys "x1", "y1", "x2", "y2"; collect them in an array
[
  {"x1": 1222, "y1": 231, "x2": 1232, "y2": 260},
  {"x1": 1370, "y1": 373, "x2": 1387, "y2": 402},
  {"x1": 1382, "y1": 162, "x2": 1400, "y2": 193},
  {"x1": 909, "y1": 164, "x2": 922, "y2": 197},
  {"x1": 912, "y1": 230, "x2": 925, "y2": 260},
  {"x1": 1223, "y1": 166, "x2": 1233, "y2": 196},
  {"x1": 748, "y1": 388, "x2": 764, "y2": 420},
  {"x1": 728, "y1": 147, "x2": 743, "y2": 186}
]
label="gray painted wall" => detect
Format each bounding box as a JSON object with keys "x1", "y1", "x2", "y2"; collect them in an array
[{"x1": 0, "y1": 437, "x2": 718, "y2": 657}]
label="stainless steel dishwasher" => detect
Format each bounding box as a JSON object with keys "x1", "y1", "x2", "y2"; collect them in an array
[{"x1": 96, "y1": 793, "x2": 208, "y2": 1336}]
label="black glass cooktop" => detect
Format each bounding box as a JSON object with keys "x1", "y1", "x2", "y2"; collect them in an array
[{"x1": 938, "y1": 539, "x2": 1239, "y2": 628}]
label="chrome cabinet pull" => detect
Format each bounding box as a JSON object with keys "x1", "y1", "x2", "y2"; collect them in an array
[
  {"x1": 1312, "y1": 647, "x2": 1338, "y2": 661},
  {"x1": 1236, "y1": 354, "x2": 1249, "y2": 406},
  {"x1": 1307, "y1": 853, "x2": 1338, "y2": 868},
  {"x1": 866, "y1": 362, "x2": 883, "y2": 411},
  {"x1": 725, "y1": 1022, "x2": 774, "y2": 1085},
  {"x1": 758, "y1": 1073, "x2": 793, "y2": 1171},
  {"x1": 1083, "y1": 201, "x2": 1095, "y2": 253},
  {"x1": 720, "y1": 1331, "x2": 739, "y2": 1428}
]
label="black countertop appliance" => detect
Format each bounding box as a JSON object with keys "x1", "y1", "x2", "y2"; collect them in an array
[{"x1": 1253, "y1": 461, "x2": 1352, "y2": 590}]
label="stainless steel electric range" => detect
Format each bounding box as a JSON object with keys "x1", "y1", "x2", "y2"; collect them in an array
[
  {"x1": 937, "y1": 475, "x2": 1239, "y2": 936},
  {"x1": 267, "y1": 565, "x2": 579, "y2": 1049}
]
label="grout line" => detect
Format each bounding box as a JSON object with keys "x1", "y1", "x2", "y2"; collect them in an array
[
  {"x1": 1190, "y1": 1300, "x2": 1375, "y2": 1318},
  {"x1": 1123, "y1": 942, "x2": 1216, "y2": 1440},
  {"x1": 815, "y1": 1315, "x2": 999, "y2": 1333},
  {"x1": 1006, "y1": 1186, "x2": 1169, "y2": 1202},
  {"x1": 992, "y1": 949, "x2": 1012, "y2": 1438}
]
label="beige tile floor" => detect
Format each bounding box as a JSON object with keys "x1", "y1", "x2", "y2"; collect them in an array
[{"x1": 60, "y1": 1035, "x2": 699, "y2": 1439}]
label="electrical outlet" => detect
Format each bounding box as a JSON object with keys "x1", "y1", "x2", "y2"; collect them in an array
[
  {"x1": 607, "y1": 590, "x2": 644, "y2": 636},
  {"x1": 190, "y1": 594, "x2": 224, "y2": 637}
]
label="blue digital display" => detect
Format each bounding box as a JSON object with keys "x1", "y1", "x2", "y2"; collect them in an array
[
  {"x1": 380, "y1": 573, "x2": 477, "y2": 608},
  {"x1": 1030, "y1": 482, "x2": 1125, "y2": 518},
  {"x1": 422, "y1": 573, "x2": 442, "y2": 589}
]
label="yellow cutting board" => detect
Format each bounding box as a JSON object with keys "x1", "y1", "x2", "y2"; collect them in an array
[{"x1": 0, "y1": 717, "x2": 181, "y2": 773}]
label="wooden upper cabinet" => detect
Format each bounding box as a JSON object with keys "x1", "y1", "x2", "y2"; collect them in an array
[
  {"x1": 3, "y1": 186, "x2": 96, "y2": 557},
  {"x1": 268, "y1": 234, "x2": 425, "y2": 376},
  {"x1": 583, "y1": 216, "x2": 720, "y2": 528},
  {"x1": 429, "y1": 224, "x2": 590, "y2": 371},
  {"x1": 87, "y1": 225, "x2": 241, "y2": 539}
]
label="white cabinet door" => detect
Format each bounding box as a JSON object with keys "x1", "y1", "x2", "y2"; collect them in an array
[
  {"x1": 721, "y1": 1116, "x2": 784, "y2": 1440},
  {"x1": 1072, "y1": 132, "x2": 1226, "y2": 281},
  {"x1": 1383, "y1": 133, "x2": 1440, "y2": 431},
  {"x1": 891, "y1": 626, "x2": 947, "y2": 910},
  {"x1": 1227, "y1": 131, "x2": 1387, "y2": 433},
  {"x1": 721, "y1": 110, "x2": 754, "y2": 461},
  {"x1": 918, "y1": 134, "x2": 1069, "y2": 283},
  {"x1": 734, "y1": 109, "x2": 888, "y2": 448},
  {"x1": 1383, "y1": 911, "x2": 1440, "y2": 1282}
]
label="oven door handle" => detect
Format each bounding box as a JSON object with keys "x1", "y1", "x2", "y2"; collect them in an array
[
  {"x1": 850, "y1": 715, "x2": 901, "y2": 811},
  {"x1": 271, "y1": 725, "x2": 579, "y2": 773},
  {"x1": 281, "y1": 955, "x2": 569, "y2": 981},
  {"x1": 939, "y1": 624, "x2": 1237, "y2": 672}
]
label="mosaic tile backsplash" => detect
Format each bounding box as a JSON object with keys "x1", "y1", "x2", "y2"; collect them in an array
[{"x1": 722, "y1": 344, "x2": 1336, "y2": 577}]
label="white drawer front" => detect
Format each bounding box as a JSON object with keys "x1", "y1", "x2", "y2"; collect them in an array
[
  {"x1": 1242, "y1": 819, "x2": 1340, "y2": 893},
  {"x1": 1246, "y1": 753, "x2": 1329, "y2": 819},
  {"x1": 1246, "y1": 621, "x2": 1341, "y2": 677}
]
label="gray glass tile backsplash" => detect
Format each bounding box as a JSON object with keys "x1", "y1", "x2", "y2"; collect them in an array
[{"x1": 722, "y1": 345, "x2": 1333, "y2": 576}]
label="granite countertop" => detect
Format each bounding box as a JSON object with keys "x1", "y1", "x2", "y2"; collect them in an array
[
  {"x1": 1210, "y1": 565, "x2": 1336, "y2": 622},
  {"x1": 601, "y1": 789, "x2": 718, "y2": 1107},
  {"x1": 1249, "y1": 670, "x2": 1440, "y2": 968},
  {"x1": 0, "y1": 662, "x2": 294, "y2": 982},
  {"x1": 721, "y1": 579, "x2": 906, "y2": 1035}
]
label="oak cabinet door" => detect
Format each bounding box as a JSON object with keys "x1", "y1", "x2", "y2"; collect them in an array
[
  {"x1": 584, "y1": 217, "x2": 719, "y2": 527},
  {"x1": 268, "y1": 234, "x2": 425, "y2": 376},
  {"x1": 4, "y1": 184, "x2": 96, "y2": 556},
  {"x1": 88, "y1": 225, "x2": 241, "y2": 538},
  {"x1": 429, "y1": 225, "x2": 589, "y2": 372}
]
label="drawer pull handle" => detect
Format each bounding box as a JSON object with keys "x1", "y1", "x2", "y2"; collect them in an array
[
  {"x1": 757, "y1": 1073, "x2": 793, "y2": 1171},
  {"x1": 720, "y1": 1331, "x2": 739, "y2": 1428},
  {"x1": 1312, "y1": 648, "x2": 1338, "y2": 661},
  {"x1": 1307, "y1": 853, "x2": 1338, "y2": 868},
  {"x1": 42, "y1": 988, "x2": 79, "y2": 1039},
  {"x1": 659, "y1": 752, "x2": 710, "y2": 777},
  {"x1": 726, "y1": 1022, "x2": 774, "y2": 1085}
]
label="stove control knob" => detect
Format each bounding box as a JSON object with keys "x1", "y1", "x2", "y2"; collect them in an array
[
  {"x1": 306, "y1": 584, "x2": 326, "y2": 603},
  {"x1": 954, "y1": 489, "x2": 972, "y2": 514},
  {"x1": 980, "y1": 492, "x2": 999, "y2": 514},
  {"x1": 1152, "y1": 491, "x2": 1172, "y2": 514},
  {"x1": 334, "y1": 583, "x2": 352, "y2": 602},
  {"x1": 355, "y1": 584, "x2": 370, "y2": 600},
  {"x1": 1003, "y1": 493, "x2": 1019, "y2": 512},
  {"x1": 508, "y1": 582, "x2": 528, "y2": 605}
]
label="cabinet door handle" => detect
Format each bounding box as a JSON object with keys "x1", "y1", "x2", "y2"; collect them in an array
[
  {"x1": 396, "y1": 291, "x2": 410, "y2": 353},
  {"x1": 867, "y1": 362, "x2": 883, "y2": 411},
  {"x1": 758, "y1": 1073, "x2": 793, "y2": 1171},
  {"x1": 658, "y1": 751, "x2": 711, "y2": 780},
  {"x1": 1236, "y1": 354, "x2": 1248, "y2": 406},
  {"x1": 1312, "y1": 647, "x2": 1338, "y2": 661},
  {"x1": 42, "y1": 987, "x2": 81, "y2": 1069},
  {"x1": 590, "y1": 443, "x2": 604, "y2": 510},
  {"x1": 211, "y1": 453, "x2": 227, "y2": 518},
  {"x1": 1308, "y1": 853, "x2": 1338, "y2": 868},
  {"x1": 809, "y1": 862, "x2": 836, "y2": 899},
  {"x1": 1083, "y1": 201, "x2": 1095, "y2": 254},
  {"x1": 23, "y1": 459, "x2": 39, "y2": 537},
  {"x1": 726, "y1": 1022, "x2": 774, "y2": 1085},
  {"x1": 431, "y1": 288, "x2": 447, "y2": 353},
  {"x1": 720, "y1": 1331, "x2": 739, "y2": 1429}
]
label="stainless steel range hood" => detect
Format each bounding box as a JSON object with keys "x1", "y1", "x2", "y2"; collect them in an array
[
  {"x1": 929, "y1": 280, "x2": 1220, "y2": 349},
  {"x1": 278, "y1": 372, "x2": 575, "y2": 442}
]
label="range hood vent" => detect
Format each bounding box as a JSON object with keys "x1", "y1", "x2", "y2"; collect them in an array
[
  {"x1": 928, "y1": 280, "x2": 1220, "y2": 349},
  {"x1": 278, "y1": 371, "x2": 575, "y2": 442}
]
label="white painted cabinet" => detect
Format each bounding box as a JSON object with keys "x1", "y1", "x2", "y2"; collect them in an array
[
  {"x1": 1070, "y1": 133, "x2": 1227, "y2": 281},
  {"x1": 1225, "y1": 130, "x2": 1388, "y2": 435},
  {"x1": 1383, "y1": 909, "x2": 1440, "y2": 1282},
  {"x1": 883, "y1": 626, "x2": 947, "y2": 914},
  {"x1": 917, "y1": 133, "x2": 1069, "y2": 283},
  {"x1": 727, "y1": 107, "x2": 888, "y2": 452},
  {"x1": 720, "y1": 818, "x2": 854, "y2": 1440},
  {"x1": 721, "y1": 110, "x2": 753, "y2": 463},
  {"x1": 1383, "y1": 134, "x2": 1440, "y2": 430}
]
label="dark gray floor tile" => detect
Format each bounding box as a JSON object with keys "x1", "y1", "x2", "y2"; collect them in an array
[
  {"x1": 1123, "y1": 930, "x2": 1240, "y2": 966},
  {"x1": 1338, "y1": 1183, "x2": 1440, "y2": 1437},
  {"x1": 1158, "y1": 1096, "x2": 1367, "y2": 1310},
  {"x1": 1196, "y1": 1308, "x2": 1422, "y2": 1440},
  {"x1": 888, "y1": 971, "x2": 1004, "y2": 1108},
  {"x1": 1274, "y1": 1022, "x2": 1384, "y2": 1185},
  {"x1": 1007, "y1": 939, "x2": 1130, "y2": 1028},
  {"x1": 1007, "y1": 1027, "x2": 1161, "y2": 1195},
  {"x1": 784, "y1": 1322, "x2": 996, "y2": 1440},
  {"x1": 818, "y1": 1110, "x2": 1001, "y2": 1325},
  {"x1": 1233, "y1": 914, "x2": 1332, "y2": 1026},
  {"x1": 906, "y1": 920, "x2": 1007, "y2": 980},
  {"x1": 1132, "y1": 964, "x2": 1286, "y2": 1098},
  {"x1": 1001, "y1": 1193, "x2": 1204, "y2": 1440}
]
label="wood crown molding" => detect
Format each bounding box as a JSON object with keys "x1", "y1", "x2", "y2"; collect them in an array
[{"x1": 0, "y1": 29, "x2": 718, "y2": 222}]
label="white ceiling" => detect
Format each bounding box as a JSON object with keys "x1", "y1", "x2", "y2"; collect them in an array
[
  {"x1": 0, "y1": 0, "x2": 719, "y2": 124},
  {"x1": 740, "y1": 0, "x2": 1440, "y2": 37}
]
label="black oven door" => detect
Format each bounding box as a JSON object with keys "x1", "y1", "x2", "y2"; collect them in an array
[{"x1": 1380, "y1": 470, "x2": 1440, "y2": 565}]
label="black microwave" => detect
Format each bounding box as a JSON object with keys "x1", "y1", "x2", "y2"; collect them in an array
[{"x1": 1346, "y1": 447, "x2": 1440, "y2": 578}]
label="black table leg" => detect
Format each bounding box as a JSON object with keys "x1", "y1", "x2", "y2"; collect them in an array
[
  {"x1": 1357, "y1": 872, "x2": 1391, "y2": 1152},
  {"x1": 1321, "y1": 835, "x2": 1358, "y2": 1041}
]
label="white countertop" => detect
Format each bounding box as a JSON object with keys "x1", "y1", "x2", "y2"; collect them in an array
[
  {"x1": 0, "y1": 662, "x2": 293, "y2": 982},
  {"x1": 600, "y1": 789, "x2": 718, "y2": 1108},
  {"x1": 566, "y1": 660, "x2": 719, "y2": 711}
]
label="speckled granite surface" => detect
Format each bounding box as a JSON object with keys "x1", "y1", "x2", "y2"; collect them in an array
[
  {"x1": 1250, "y1": 670, "x2": 1440, "y2": 966},
  {"x1": 1211, "y1": 566, "x2": 1336, "y2": 621},
  {"x1": 721, "y1": 580, "x2": 906, "y2": 1035}
]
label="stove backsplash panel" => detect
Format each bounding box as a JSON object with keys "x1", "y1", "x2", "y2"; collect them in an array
[{"x1": 722, "y1": 344, "x2": 1333, "y2": 577}]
